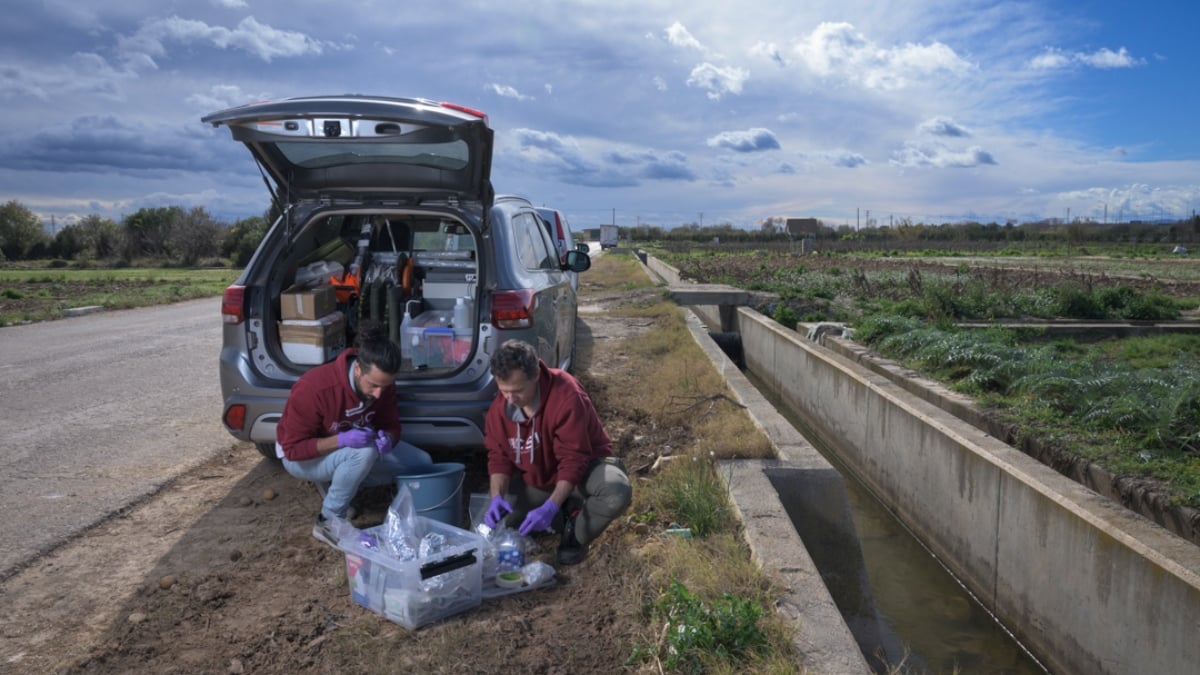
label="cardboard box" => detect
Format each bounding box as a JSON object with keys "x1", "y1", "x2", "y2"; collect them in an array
[
  {"x1": 338, "y1": 518, "x2": 484, "y2": 630},
  {"x1": 280, "y1": 311, "x2": 345, "y2": 365},
  {"x1": 280, "y1": 284, "x2": 335, "y2": 321}
]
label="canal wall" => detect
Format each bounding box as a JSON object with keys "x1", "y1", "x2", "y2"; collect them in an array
[{"x1": 734, "y1": 306, "x2": 1200, "y2": 675}]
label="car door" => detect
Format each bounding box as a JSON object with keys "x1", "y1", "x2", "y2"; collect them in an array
[{"x1": 510, "y1": 210, "x2": 573, "y2": 367}]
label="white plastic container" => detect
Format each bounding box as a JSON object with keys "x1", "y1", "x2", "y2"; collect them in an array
[{"x1": 452, "y1": 297, "x2": 472, "y2": 337}]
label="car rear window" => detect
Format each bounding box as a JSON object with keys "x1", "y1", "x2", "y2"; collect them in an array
[{"x1": 275, "y1": 140, "x2": 470, "y2": 171}]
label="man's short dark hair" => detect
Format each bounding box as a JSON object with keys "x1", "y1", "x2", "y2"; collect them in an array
[{"x1": 490, "y1": 339, "x2": 539, "y2": 380}]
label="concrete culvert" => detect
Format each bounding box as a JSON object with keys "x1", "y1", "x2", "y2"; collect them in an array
[{"x1": 708, "y1": 332, "x2": 745, "y2": 368}]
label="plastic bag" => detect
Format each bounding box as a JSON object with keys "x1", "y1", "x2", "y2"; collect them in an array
[{"x1": 381, "y1": 483, "x2": 426, "y2": 560}]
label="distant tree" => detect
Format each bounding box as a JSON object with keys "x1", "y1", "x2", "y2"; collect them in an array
[
  {"x1": 221, "y1": 215, "x2": 270, "y2": 267},
  {"x1": 122, "y1": 206, "x2": 184, "y2": 259},
  {"x1": 77, "y1": 214, "x2": 122, "y2": 259},
  {"x1": 168, "y1": 206, "x2": 222, "y2": 265},
  {"x1": 52, "y1": 223, "x2": 88, "y2": 259},
  {"x1": 760, "y1": 219, "x2": 779, "y2": 235},
  {"x1": 0, "y1": 200, "x2": 47, "y2": 260}
]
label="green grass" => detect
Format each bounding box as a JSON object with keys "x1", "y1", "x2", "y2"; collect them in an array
[{"x1": 0, "y1": 266, "x2": 239, "y2": 326}]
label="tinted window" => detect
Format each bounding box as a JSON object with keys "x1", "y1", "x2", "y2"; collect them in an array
[{"x1": 514, "y1": 213, "x2": 556, "y2": 270}]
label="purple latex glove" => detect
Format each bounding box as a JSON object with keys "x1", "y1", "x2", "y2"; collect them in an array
[
  {"x1": 519, "y1": 499, "x2": 560, "y2": 536},
  {"x1": 374, "y1": 430, "x2": 392, "y2": 455},
  {"x1": 337, "y1": 428, "x2": 373, "y2": 448},
  {"x1": 484, "y1": 495, "x2": 512, "y2": 528}
]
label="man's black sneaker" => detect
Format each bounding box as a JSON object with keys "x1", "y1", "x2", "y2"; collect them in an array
[{"x1": 557, "y1": 511, "x2": 587, "y2": 565}]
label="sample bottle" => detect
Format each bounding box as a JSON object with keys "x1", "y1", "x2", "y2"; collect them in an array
[
  {"x1": 453, "y1": 296, "x2": 471, "y2": 337},
  {"x1": 495, "y1": 530, "x2": 526, "y2": 572}
]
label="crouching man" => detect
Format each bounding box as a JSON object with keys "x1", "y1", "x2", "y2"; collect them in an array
[
  {"x1": 276, "y1": 319, "x2": 432, "y2": 547},
  {"x1": 482, "y1": 339, "x2": 632, "y2": 565}
]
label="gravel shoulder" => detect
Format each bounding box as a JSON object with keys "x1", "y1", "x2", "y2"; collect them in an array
[{"x1": 0, "y1": 288, "x2": 667, "y2": 675}]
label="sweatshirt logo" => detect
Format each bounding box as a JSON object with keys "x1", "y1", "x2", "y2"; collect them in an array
[
  {"x1": 329, "y1": 409, "x2": 376, "y2": 434},
  {"x1": 509, "y1": 431, "x2": 539, "y2": 465}
]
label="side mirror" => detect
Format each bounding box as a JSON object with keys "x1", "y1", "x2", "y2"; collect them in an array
[
  {"x1": 564, "y1": 249, "x2": 591, "y2": 273},
  {"x1": 575, "y1": 242, "x2": 589, "y2": 253}
]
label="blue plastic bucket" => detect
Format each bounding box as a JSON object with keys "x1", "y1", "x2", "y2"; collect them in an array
[{"x1": 395, "y1": 462, "x2": 465, "y2": 527}]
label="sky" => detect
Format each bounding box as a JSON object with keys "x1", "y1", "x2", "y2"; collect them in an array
[{"x1": 3, "y1": 0, "x2": 1199, "y2": 232}]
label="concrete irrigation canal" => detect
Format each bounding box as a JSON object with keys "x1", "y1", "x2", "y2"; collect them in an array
[{"x1": 644, "y1": 252, "x2": 1200, "y2": 675}]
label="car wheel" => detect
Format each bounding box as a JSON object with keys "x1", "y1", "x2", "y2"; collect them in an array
[{"x1": 255, "y1": 442, "x2": 279, "y2": 460}]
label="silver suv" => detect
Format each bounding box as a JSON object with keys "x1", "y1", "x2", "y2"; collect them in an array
[{"x1": 203, "y1": 95, "x2": 590, "y2": 458}]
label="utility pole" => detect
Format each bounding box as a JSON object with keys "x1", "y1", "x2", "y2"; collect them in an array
[
  {"x1": 698, "y1": 212, "x2": 704, "y2": 228},
  {"x1": 611, "y1": 208, "x2": 615, "y2": 226}
]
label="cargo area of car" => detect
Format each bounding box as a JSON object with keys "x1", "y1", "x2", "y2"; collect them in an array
[{"x1": 273, "y1": 211, "x2": 479, "y2": 374}]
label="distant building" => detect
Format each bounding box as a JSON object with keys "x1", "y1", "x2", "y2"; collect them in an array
[{"x1": 785, "y1": 218, "x2": 820, "y2": 237}]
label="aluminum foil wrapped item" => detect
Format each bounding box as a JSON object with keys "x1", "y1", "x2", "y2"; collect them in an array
[
  {"x1": 382, "y1": 484, "x2": 424, "y2": 560},
  {"x1": 419, "y1": 531, "x2": 447, "y2": 557}
]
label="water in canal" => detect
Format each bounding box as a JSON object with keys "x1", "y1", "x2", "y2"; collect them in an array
[{"x1": 746, "y1": 371, "x2": 1049, "y2": 674}]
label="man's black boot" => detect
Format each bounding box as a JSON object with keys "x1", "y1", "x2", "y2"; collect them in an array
[{"x1": 557, "y1": 509, "x2": 587, "y2": 565}]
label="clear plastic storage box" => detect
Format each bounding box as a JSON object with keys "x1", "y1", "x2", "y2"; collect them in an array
[
  {"x1": 403, "y1": 310, "x2": 469, "y2": 368},
  {"x1": 337, "y1": 517, "x2": 484, "y2": 630}
]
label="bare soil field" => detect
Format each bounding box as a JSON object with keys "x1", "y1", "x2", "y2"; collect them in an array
[
  {"x1": 670, "y1": 250, "x2": 1200, "y2": 309},
  {"x1": 0, "y1": 285, "x2": 684, "y2": 674}
]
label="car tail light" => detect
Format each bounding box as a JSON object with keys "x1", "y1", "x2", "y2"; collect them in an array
[
  {"x1": 491, "y1": 289, "x2": 535, "y2": 329},
  {"x1": 223, "y1": 404, "x2": 247, "y2": 432},
  {"x1": 440, "y1": 102, "x2": 489, "y2": 125},
  {"x1": 553, "y1": 213, "x2": 568, "y2": 263},
  {"x1": 221, "y1": 285, "x2": 246, "y2": 324}
]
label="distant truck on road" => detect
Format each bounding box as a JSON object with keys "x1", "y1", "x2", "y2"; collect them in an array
[{"x1": 600, "y1": 224, "x2": 618, "y2": 249}]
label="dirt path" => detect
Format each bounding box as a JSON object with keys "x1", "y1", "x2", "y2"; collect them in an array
[{"x1": 0, "y1": 290, "x2": 665, "y2": 675}]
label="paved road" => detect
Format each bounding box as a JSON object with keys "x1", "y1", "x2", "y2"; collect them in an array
[{"x1": 0, "y1": 298, "x2": 232, "y2": 580}]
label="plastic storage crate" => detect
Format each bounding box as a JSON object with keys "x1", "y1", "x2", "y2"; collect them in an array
[{"x1": 337, "y1": 517, "x2": 484, "y2": 630}]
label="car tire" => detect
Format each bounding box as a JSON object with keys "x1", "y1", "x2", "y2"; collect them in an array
[{"x1": 255, "y1": 442, "x2": 279, "y2": 460}]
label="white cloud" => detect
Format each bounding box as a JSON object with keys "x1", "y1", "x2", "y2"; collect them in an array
[
  {"x1": 665, "y1": 22, "x2": 703, "y2": 51},
  {"x1": 117, "y1": 15, "x2": 331, "y2": 67},
  {"x1": 187, "y1": 84, "x2": 265, "y2": 111},
  {"x1": 506, "y1": 129, "x2": 696, "y2": 187},
  {"x1": 653, "y1": 76, "x2": 667, "y2": 92},
  {"x1": 919, "y1": 117, "x2": 971, "y2": 138},
  {"x1": 833, "y1": 152, "x2": 868, "y2": 168},
  {"x1": 487, "y1": 83, "x2": 534, "y2": 101},
  {"x1": 1029, "y1": 46, "x2": 1143, "y2": 70},
  {"x1": 750, "y1": 41, "x2": 786, "y2": 67},
  {"x1": 0, "y1": 52, "x2": 132, "y2": 100},
  {"x1": 1029, "y1": 49, "x2": 1070, "y2": 70},
  {"x1": 686, "y1": 62, "x2": 749, "y2": 100},
  {"x1": 212, "y1": 0, "x2": 248, "y2": 7},
  {"x1": 1078, "y1": 47, "x2": 1141, "y2": 69},
  {"x1": 707, "y1": 128, "x2": 780, "y2": 153},
  {"x1": 790, "y1": 22, "x2": 972, "y2": 91},
  {"x1": 891, "y1": 143, "x2": 996, "y2": 168}
]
